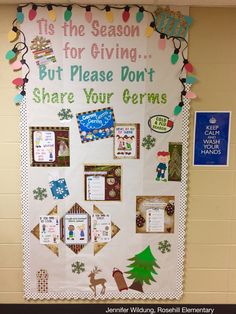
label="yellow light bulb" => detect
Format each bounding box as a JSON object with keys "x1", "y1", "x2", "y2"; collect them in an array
[
  {"x1": 47, "y1": 5, "x2": 56, "y2": 22},
  {"x1": 145, "y1": 22, "x2": 155, "y2": 38},
  {"x1": 48, "y1": 9, "x2": 56, "y2": 22},
  {"x1": 7, "y1": 27, "x2": 18, "y2": 42},
  {"x1": 106, "y1": 11, "x2": 113, "y2": 23}
]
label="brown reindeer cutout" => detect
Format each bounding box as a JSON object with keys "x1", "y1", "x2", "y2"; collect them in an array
[{"x1": 88, "y1": 266, "x2": 106, "y2": 296}]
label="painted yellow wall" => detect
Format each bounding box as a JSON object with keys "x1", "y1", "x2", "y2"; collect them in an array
[{"x1": 0, "y1": 5, "x2": 235, "y2": 304}]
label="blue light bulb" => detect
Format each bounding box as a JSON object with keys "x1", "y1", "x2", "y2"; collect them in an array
[
  {"x1": 17, "y1": 7, "x2": 24, "y2": 24},
  {"x1": 185, "y1": 76, "x2": 197, "y2": 84},
  {"x1": 5, "y1": 49, "x2": 16, "y2": 60},
  {"x1": 14, "y1": 91, "x2": 25, "y2": 104}
]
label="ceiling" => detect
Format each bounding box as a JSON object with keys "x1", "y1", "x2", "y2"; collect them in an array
[{"x1": 1, "y1": 0, "x2": 236, "y2": 6}]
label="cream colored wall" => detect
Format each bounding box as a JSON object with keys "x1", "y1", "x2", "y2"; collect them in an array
[{"x1": 0, "y1": 5, "x2": 235, "y2": 304}]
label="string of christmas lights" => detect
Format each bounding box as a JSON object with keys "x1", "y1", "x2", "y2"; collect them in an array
[{"x1": 6, "y1": 3, "x2": 197, "y2": 114}]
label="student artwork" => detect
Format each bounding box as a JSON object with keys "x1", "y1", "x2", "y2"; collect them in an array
[
  {"x1": 60, "y1": 203, "x2": 91, "y2": 255},
  {"x1": 168, "y1": 142, "x2": 182, "y2": 181},
  {"x1": 49, "y1": 178, "x2": 69, "y2": 200},
  {"x1": 30, "y1": 127, "x2": 70, "y2": 167},
  {"x1": 148, "y1": 115, "x2": 174, "y2": 133},
  {"x1": 126, "y1": 245, "x2": 160, "y2": 293},
  {"x1": 136, "y1": 196, "x2": 175, "y2": 233},
  {"x1": 31, "y1": 206, "x2": 59, "y2": 256},
  {"x1": 156, "y1": 151, "x2": 170, "y2": 182},
  {"x1": 76, "y1": 107, "x2": 115, "y2": 143},
  {"x1": 84, "y1": 165, "x2": 121, "y2": 201},
  {"x1": 113, "y1": 123, "x2": 140, "y2": 159},
  {"x1": 36, "y1": 269, "x2": 49, "y2": 293},
  {"x1": 30, "y1": 36, "x2": 56, "y2": 66},
  {"x1": 39, "y1": 215, "x2": 60, "y2": 245}
]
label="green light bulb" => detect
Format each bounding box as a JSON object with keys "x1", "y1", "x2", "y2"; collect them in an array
[
  {"x1": 171, "y1": 48, "x2": 179, "y2": 65},
  {"x1": 136, "y1": 7, "x2": 144, "y2": 23},
  {"x1": 174, "y1": 104, "x2": 183, "y2": 116},
  {"x1": 64, "y1": 6, "x2": 72, "y2": 22}
]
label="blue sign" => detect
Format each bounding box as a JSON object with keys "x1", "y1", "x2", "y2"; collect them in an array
[
  {"x1": 193, "y1": 112, "x2": 231, "y2": 166},
  {"x1": 76, "y1": 107, "x2": 115, "y2": 143}
]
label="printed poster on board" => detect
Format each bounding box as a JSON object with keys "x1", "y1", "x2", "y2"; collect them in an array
[{"x1": 193, "y1": 111, "x2": 231, "y2": 166}]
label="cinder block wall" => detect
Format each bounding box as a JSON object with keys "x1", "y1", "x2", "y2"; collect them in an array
[{"x1": 0, "y1": 5, "x2": 235, "y2": 303}]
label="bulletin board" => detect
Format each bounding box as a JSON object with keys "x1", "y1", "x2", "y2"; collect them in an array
[{"x1": 6, "y1": 3, "x2": 196, "y2": 300}]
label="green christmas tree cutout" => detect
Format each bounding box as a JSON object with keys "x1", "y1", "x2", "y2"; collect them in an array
[{"x1": 125, "y1": 245, "x2": 160, "y2": 293}]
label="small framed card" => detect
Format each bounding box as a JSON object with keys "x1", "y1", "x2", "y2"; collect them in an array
[
  {"x1": 136, "y1": 196, "x2": 175, "y2": 233},
  {"x1": 30, "y1": 127, "x2": 70, "y2": 167},
  {"x1": 84, "y1": 165, "x2": 121, "y2": 201},
  {"x1": 114, "y1": 123, "x2": 140, "y2": 159},
  {"x1": 64, "y1": 214, "x2": 89, "y2": 245},
  {"x1": 39, "y1": 216, "x2": 60, "y2": 244}
]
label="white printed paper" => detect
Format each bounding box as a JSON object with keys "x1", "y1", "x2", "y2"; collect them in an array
[
  {"x1": 39, "y1": 216, "x2": 60, "y2": 244},
  {"x1": 146, "y1": 208, "x2": 164, "y2": 232},
  {"x1": 92, "y1": 214, "x2": 111, "y2": 243},
  {"x1": 86, "y1": 176, "x2": 105, "y2": 200},
  {"x1": 64, "y1": 214, "x2": 88, "y2": 245}
]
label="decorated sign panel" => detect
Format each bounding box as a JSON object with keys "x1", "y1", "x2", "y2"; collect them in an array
[
  {"x1": 7, "y1": 4, "x2": 196, "y2": 300},
  {"x1": 193, "y1": 112, "x2": 231, "y2": 166}
]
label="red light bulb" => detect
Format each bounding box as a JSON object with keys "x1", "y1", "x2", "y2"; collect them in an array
[
  {"x1": 122, "y1": 6, "x2": 130, "y2": 22},
  {"x1": 28, "y1": 4, "x2": 37, "y2": 21},
  {"x1": 12, "y1": 78, "x2": 24, "y2": 86},
  {"x1": 184, "y1": 59, "x2": 193, "y2": 73}
]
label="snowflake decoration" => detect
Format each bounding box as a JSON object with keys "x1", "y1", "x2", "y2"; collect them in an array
[
  {"x1": 158, "y1": 240, "x2": 171, "y2": 254},
  {"x1": 33, "y1": 187, "x2": 48, "y2": 201},
  {"x1": 58, "y1": 108, "x2": 73, "y2": 121},
  {"x1": 142, "y1": 135, "x2": 156, "y2": 150},
  {"x1": 72, "y1": 261, "x2": 85, "y2": 274},
  {"x1": 31, "y1": 36, "x2": 49, "y2": 51},
  {"x1": 56, "y1": 187, "x2": 64, "y2": 195}
]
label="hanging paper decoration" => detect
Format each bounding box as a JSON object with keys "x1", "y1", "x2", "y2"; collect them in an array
[
  {"x1": 47, "y1": 4, "x2": 56, "y2": 22},
  {"x1": 8, "y1": 26, "x2": 19, "y2": 42},
  {"x1": 105, "y1": 5, "x2": 113, "y2": 23},
  {"x1": 16, "y1": 6, "x2": 24, "y2": 24},
  {"x1": 136, "y1": 6, "x2": 144, "y2": 23},
  {"x1": 29, "y1": 4, "x2": 38, "y2": 21},
  {"x1": 6, "y1": 4, "x2": 196, "y2": 301},
  {"x1": 64, "y1": 5, "x2": 72, "y2": 22},
  {"x1": 85, "y1": 5, "x2": 92, "y2": 23},
  {"x1": 122, "y1": 6, "x2": 130, "y2": 23}
]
